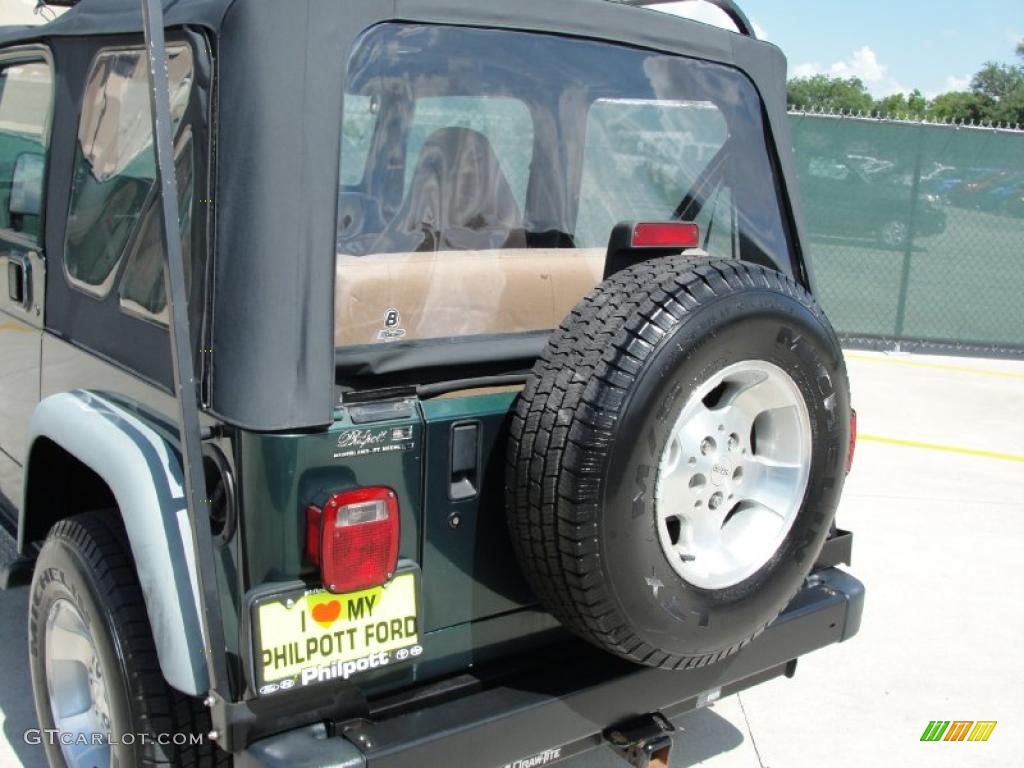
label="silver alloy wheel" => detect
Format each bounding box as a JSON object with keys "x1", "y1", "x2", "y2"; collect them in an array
[
  {"x1": 45, "y1": 598, "x2": 113, "y2": 768},
  {"x1": 655, "y1": 360, "x2": 812, "y2": 590}
]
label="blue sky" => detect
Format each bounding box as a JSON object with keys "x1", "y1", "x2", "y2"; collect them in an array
[{"x1": 657, "y1": 1, "x2": 1024, "y2": 98}]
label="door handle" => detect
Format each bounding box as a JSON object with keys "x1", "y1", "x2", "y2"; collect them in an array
[{"x1": 6, "y1": 252, "x2": 32, "y2": 309}]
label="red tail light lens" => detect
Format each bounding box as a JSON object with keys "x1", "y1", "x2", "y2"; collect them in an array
[
  {"x1": 631, "y1": 222, "x2": 700, "y2": 249},
  {"x1": 305, "y1": 487, "x2": 399, "y2": 594},
  {"x1": 847, "y1": 409, "x2": 857, "y2": 474}
]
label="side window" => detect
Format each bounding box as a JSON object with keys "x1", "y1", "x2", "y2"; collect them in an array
[
  {"x1": 64, "y1": 46, "x2": 193, "y2": 296},
  {"x1": 0, "y1": 59, "x2": 52, "y2": 242},
  {"x1": 118, "y1": 129, "x2": 194, "y2": 323}
]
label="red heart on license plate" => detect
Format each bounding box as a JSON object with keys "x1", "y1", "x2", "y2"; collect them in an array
[{"x1": 312, "y1": 600, "x2": 341, "y2": 627}]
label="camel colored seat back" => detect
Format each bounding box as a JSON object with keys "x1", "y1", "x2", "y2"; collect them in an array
[{"x1": 335, "y1": 248, "x2": 606, "y2": 346}]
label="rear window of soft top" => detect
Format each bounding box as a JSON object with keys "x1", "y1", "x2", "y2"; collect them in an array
[{"x1": 335, "y1": 23, "x2": 791, "y2": 349}]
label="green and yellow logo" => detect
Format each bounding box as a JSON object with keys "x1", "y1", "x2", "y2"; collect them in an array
[{"x1": 921, "y1": 721, "x2": 997, "y2": 742}]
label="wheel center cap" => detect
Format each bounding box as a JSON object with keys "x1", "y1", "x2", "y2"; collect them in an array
[{"x1": 710, "y1": 457, "x2": 732, "y2": 487}]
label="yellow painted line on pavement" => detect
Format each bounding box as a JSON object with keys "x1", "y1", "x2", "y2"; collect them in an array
[
  {"x1": 846, "y1": 352, "x2": 1024, "y2": 381},
  {"x1": 859, "y1": 434, "x2": 1024, "y2": 464}
]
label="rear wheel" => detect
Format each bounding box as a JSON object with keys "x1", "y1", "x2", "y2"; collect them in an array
[
  {"x1": 506, "y1": 258, "x2": 850, "y2": 669},
  {"x1": 28, "y1": 510, "x2": 229, "y2": 767}
]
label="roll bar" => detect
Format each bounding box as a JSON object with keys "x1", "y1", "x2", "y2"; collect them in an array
[
  {"x1": 140, "y1": 0, "x2": 230, "y2": 726},
  {"x1": 608, "y1": 0, "x2": 758, "y2": 39},
  {"x1": 46, "y1": 0, "x2": 756, "y2": 39}
]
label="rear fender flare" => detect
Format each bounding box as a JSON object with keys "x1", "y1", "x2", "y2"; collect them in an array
[{"x1": 21, "y1": 390, "x2": 209, "y2": 696}]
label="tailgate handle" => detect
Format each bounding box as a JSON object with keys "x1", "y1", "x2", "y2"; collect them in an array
[{"x1": 449, "y1": 422, "x2": 480, "y2": 501}]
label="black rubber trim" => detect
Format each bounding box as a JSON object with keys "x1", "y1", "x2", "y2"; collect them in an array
[
  {"x1": 336, "y1": 333, "x2": 547, "y2": 390},
  {"x1": 416, "y1": 375, "x2": 529, "y2": 399}
]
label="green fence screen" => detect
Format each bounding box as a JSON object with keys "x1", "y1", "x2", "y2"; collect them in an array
[{"x1": 789, "y1": 113, "x2": 1024, "y2": 354}]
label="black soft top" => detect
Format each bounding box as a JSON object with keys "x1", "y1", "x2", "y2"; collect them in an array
[
  {"x1": 1, "y1": 0, "x2": 808, "y2": 432},
  {"x1": 0, "y1": 0, "x2": 229, "y2": 44}
]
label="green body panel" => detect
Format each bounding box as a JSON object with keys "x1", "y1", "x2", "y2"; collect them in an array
[
  {"x1": 231, "y1": 390, "x2": 550, "y2": 696},
  {"x1": 235, "y1": 406, "x2": 423, "y2": 586},
  {"x1": 420, "y1": 392, "x2": 534, "y2": 631}
]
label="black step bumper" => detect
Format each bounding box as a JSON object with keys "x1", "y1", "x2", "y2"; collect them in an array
[{"x1": 239, "y1": 566, "x2": 864, "y2": 768}]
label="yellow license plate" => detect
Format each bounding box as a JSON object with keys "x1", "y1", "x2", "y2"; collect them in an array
[{"x1": 252, "y1": 571, "x2": 421, "y2": 696}]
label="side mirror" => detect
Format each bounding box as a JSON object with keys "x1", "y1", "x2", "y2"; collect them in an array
[{"x1": 9, "y1": 152, "x2": 45, "y2": 217}]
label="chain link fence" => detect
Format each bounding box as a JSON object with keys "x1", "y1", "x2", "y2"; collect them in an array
[{"x1": 789, "y1": 112, "x2": 1024, "y2": 357}]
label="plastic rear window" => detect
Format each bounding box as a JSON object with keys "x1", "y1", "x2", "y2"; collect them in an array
[{"x1": 335, "y1": 23, "x2": 790, "y2": 349}]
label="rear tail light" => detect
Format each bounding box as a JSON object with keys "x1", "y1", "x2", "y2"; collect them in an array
[
  {"x1": 847, "y1": 409, "x2": 857, "y2": 474},
  {"x1": 305, "y1": 487, "x2": 399, "y2": 594},
  {"x1": 631, "y1": 221, "x2": 701, "y2": 249}
]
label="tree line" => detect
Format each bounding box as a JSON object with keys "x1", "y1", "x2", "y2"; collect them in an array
[{"x1": 788, "y1": 41, "x2": 1024, "y2": 125}]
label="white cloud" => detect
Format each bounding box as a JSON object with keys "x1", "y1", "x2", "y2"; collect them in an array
[
  {"x1": 945, "y1": 74, "x2": 971, "y2": 92},
  {"x1": 924, "y1": 75, "x2": 972, "y2": 100},
  {"x1": 828, "y1": 47, "x2": 886, "y2": 84},
  {"x1": 792, "y1": 61, "x2": 824, "y2": 79},
  {"x1": 790, "y1": 47, "x2": 910, "y2": 98},
  {"x1": 649, "y1": 2, "x2": 769, "y2": 39}
]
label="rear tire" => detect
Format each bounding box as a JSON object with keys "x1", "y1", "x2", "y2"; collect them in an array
[
  {"x1": 506, "y1": 258, "x2": 850, "y2": 669},
  {"x1": 28, "y1": 510, "x2": 229, "y2": 767}
]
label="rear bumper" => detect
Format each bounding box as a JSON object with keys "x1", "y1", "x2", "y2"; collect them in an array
[{"x1": 238, "y1": 566, "x2": 864, "y2": 768}]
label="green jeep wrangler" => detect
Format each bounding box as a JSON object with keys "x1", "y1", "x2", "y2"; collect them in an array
[{"x1": 0, "y1": 0, "x2": 862, "y2": 766}]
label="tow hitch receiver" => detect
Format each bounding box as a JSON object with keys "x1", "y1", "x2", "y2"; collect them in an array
[{"x1": 605, "y1": 712, "x2": 675, "y2": 768}]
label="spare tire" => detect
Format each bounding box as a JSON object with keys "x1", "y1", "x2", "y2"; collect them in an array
[{"x1": 506, "y1": 257, "x2": 851, "y2": 669}]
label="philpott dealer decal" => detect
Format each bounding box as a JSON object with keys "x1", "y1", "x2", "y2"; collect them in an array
[{"x1": 253, "y1": 573, "x2": 422, "y2": 696}]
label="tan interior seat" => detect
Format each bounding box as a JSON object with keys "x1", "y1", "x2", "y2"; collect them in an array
[
  {"x1": 335, "y1": 248, "x2": 606, "y2": 346},
  {"x1": 349, "y1": 126, "x2": 527, "y2": 256},
  {"x1": 335, "y1": 125, "x2": 609, "y2": 346}
]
